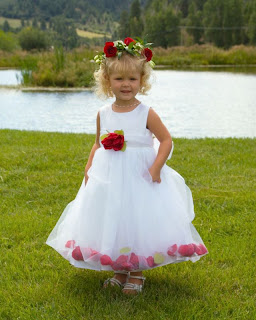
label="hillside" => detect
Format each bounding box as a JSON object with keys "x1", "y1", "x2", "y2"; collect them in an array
[{"x1": 0, "y1": 0, "x2": 147, "y2": 21}]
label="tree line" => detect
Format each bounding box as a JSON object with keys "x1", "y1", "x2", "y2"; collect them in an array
[
  {"x1": 1, "y1": 0, "x2": 256, "y2": 51},
  {"x1": 117, "y1": 0, "x2": 256, "y2": 48}
]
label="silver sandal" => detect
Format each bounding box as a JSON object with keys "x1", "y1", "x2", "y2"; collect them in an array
[
  {"x1": 103, "y1": 270, "x2": 130, "y2": 289},
  {"x1": 122, "y1": 274, "x2": 146, "y2": 294}
]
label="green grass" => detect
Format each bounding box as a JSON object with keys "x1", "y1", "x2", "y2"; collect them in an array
[
  {"x1": 0, "y1": 129, "x2": 255, "y2": 319},
  {"x1": 153, "y1": 44, "x2": 256, "y2": 66}
]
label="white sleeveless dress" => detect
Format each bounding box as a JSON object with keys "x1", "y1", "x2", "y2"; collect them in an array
[{"x1": 46, "y1": 103, "x2": 208, "y2": 272}]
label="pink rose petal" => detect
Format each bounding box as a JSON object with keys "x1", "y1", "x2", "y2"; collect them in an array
[
  {"x1": 65, "y1": 240, "x2": 76, "y2": 248},
  {"x1": 167, "y1": 244, "x2": 177, "y2": 256}
]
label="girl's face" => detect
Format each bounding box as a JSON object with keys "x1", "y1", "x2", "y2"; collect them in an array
[{"x1": 109, "y1": 71, "x2": 141, "y2": 103}]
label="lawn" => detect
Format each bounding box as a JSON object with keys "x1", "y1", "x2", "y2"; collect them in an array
[{"x1": 0, "y1": 129, "x2": 255, "y2": 319}]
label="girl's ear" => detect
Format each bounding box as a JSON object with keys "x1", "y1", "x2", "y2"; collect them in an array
[{"x1": 103, "y1": 73, "x2": 110, "y2": 82}]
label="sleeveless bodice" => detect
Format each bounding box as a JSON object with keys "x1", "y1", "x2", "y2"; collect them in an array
[{"x1": 98, "y1": 103, "x2": 154, "y2": 148}]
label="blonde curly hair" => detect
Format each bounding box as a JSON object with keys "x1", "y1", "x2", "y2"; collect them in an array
[{"x1": 93, "y1": 52, "x2": 152, "y2": 98}]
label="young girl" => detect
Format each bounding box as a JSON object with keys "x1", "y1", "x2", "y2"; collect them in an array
[{"x1": 46, "y1": 37, "x2": 208, "y2": 295}]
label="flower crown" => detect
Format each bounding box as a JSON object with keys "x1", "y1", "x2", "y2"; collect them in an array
[{"x1": 94, "y1": 37, "x2": 155, "y2": 68}]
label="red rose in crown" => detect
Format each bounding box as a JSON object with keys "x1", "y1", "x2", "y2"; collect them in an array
[
  {"x1": 142, "y1": 48, "x2": 153, "y2": 62},
  {"x1": 104, "y1": 41, "x2": 117, "y2": 57},
  {"x1": 100, "y1": 130, "x2": 126, "y2": 151},
  {"x1": 124, "y1": 37, "x2": 136, "y2": 45}
]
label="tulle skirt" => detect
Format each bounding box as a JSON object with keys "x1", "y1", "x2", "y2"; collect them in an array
[{"x1": 46, "y1": 146, "x2": 208, "y2": 271}]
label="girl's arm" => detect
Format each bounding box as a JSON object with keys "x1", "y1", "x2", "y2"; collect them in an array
[
  {"x1": 84, "y1": 111, "x2": 101, "y2": 184},
  {"x1": 147, "y1": 108, "x2": 173, "y2": 183}
]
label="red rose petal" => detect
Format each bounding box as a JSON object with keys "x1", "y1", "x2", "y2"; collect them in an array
[
  {"x1": 90, "y1": 249, "x2": 99, "y2": 256},
  {"x1": 167, "y1": 244, "x2": 177, "y2": 256},
  {"x1": 65, "y1": 240, "x2": 76, "y2": 248},
  {"x1": 121, "y1": 262, "x2": 133, "y2": 271},
  {"x1": 100, "y1": 254, "x2": 113, "y2": 265},
  {"x1": 72, "y1": 246, "x2": 84, "y2": 261},
  {"x1": 129, "y1": 252, "x2": 139, "y2": 264},
  {"x1": 146, "y1": 256, "x2": 156, "y2": 267},
  {"x1": 198, "y1": 244, "x2": 208, "y2": 254},
  {"x1": 116, "y1": 255, "x2": 128, "y2": 264},
  {"x1": 178, "y1": 244, "x2": 195, "y2": 256},
  {"x1": 111, "y1": 262, "x2": 122, "y2": 271}
]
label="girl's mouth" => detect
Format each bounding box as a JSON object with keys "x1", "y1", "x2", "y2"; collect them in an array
[{"x1": 121, "y1": 90, "x2": 131, "y2": 93}]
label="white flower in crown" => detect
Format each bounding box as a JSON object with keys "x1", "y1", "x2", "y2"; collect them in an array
[{"x1": 114, "y1": 40, "x2": 125, "y2": 46}]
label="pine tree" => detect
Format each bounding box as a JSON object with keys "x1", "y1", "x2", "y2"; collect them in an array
[
  {"x1": 118, "y1": 10, "x2": 130, "y2": 38},
  {"x1": 129, "y1": 0, "x2": 144, "y2": 37},
  {"x1": 32, "y1": 18, "x2": 38, "y2": 28},
  {"x1": 40, "y1": 20, "x2": 47, "y2": 30},
  {"x1": 203, "y1": 0, "x2": 225, "y2": 47},
  {"x1": 164, "y1": 5, "x2": 180, "y2": 46},
  {"x1": 248, "y1": 3, "x2": 256, "y2": 45},
  {"x1": 3, "y1": 20, "x2": 10, "y2": 32},
  {"x1": 145, "y1": 10, "x2": 167, "y2": 48},
  {"x1": 187, "y1": 1, "x2": 203, "y2": 44}
]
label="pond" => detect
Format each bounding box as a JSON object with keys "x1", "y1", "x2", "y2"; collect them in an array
[{"x1": 0, "y1": 69, "x2": 255, "y2": 138}]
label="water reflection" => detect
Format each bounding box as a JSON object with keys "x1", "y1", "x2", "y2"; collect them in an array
[{"x1": 0, "y1": 70, "x2": 255, "y2": 138}]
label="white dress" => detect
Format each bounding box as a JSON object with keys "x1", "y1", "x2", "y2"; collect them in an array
[{"x1": 46, "y1": 102, "x2": 208, "y2": 272}]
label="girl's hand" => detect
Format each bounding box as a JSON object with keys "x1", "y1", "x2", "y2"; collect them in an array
[{"x1": 148, "y1": 166, "x2": 161, "y2": 183}]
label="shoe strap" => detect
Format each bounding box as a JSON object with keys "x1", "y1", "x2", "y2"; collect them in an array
[
  {"x1": 128, "y1": 275, "x2": 146, "y2": 280},
  {"x1": 104, "y1": 277, "x2": 123, "y2": 287}
]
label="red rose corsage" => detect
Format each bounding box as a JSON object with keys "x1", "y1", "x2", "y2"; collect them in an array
[{"x1": 100, "y1": 130, "x2": 127, "y2": 152}]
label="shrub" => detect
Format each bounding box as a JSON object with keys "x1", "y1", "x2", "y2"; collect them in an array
[{"x1": 18, "y1": 27, "x2": 48, "y2": 51}]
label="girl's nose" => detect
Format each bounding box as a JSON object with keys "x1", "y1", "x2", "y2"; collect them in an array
[{"x1": 122, "y1": 79, "x2": 130, "y2": 86}]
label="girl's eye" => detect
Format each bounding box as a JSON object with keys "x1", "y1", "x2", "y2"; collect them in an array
[
  {"x1": 130, "y1": 78, "x2": 136, "y2": 80},
  {"x1": 115, "y1": 78, "x2": 122, "y2": 80}
]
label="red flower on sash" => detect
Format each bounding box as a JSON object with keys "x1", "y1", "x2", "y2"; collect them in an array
[{"x1": 100, "y1": 130, "x2": 126, "y2": 151}]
